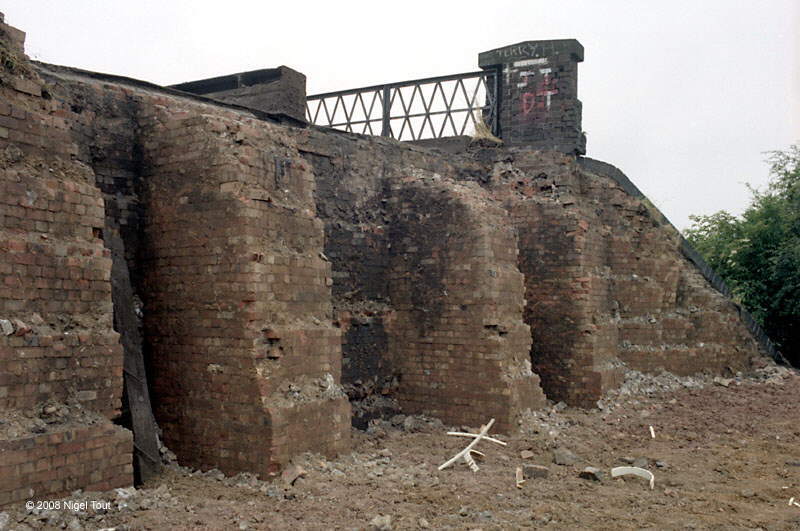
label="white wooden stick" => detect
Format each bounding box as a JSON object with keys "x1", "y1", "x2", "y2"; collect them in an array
[
  {"x1": 446, "y1": 431, "x2": 508, "y2": 446},
  {"x1": 438, "y1": 418, "x2": 495, "y2": 471}
]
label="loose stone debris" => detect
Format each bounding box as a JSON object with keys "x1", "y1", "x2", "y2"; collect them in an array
[
  {"x1": 523, "y1": 464, "x2": 550, "y2": 480},
  {"x1": 0, "y1": 364, "x2": 798, "y2": 529},
  {"x1": 369, "y1": 514, "x2": 392, "y2": 530},
  {"x1": 552, "y1": 447, "x2": 578, "y2": 466},
  {"x1": 579, "y1": 467, "x2": 603, "y2": 482}
]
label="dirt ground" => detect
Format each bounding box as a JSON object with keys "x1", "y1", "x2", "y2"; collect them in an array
[{"x1": 4, "y1": 364, "x2": 800, "y2": 530}]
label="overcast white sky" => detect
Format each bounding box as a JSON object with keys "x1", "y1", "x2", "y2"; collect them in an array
[{"x1": 3, "y1": 1, "x2": 798, "y2": 230}]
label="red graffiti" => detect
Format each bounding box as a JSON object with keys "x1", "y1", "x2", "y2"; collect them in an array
[
  {"x1": 520, "y1": 70, "x2": 558, "y2": 116},
  {"x1": 521, "y1": 92, "x2": 537, "y2": 114}
]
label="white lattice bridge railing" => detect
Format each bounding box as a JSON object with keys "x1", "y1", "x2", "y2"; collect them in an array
[{"x1": 306, "y1": 70, "x2": 498, "y2": 141}]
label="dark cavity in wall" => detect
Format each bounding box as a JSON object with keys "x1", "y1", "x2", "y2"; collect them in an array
[
  {"x1": 342, "y1": 315, "x2": 399, "y2": 429},
  {"x1": 94, "y1": 101, "x2": 161, "y2": 483}
]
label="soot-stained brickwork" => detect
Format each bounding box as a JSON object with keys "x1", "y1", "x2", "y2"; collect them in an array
[
  {"x1": 299, "y1": 134, "x2": 490, "y2": 426},
  {"x1": 298, "y1": 133, "x2": 546, "y2": 431},
  {"x1": 32, "y1": 62, "x2": 162, "y2": 481},
  {"x1": 0, "y1": 13, "x2": 777, "y2": 507}
]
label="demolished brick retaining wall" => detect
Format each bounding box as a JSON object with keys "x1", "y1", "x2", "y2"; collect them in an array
[
  {"x1": 0, "y1": 12, "x2": 773, "y2": 507},
  {"x1": 31, "y1": 68, "x2": 355, "y2": 477},
  {"x1": 300, "y1": 132, "x2": 767, "y2": 414}
]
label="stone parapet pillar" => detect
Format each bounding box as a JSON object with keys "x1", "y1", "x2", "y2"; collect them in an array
[{"x1": 479, "y1": 39, "x2": 585, "y2": 155}]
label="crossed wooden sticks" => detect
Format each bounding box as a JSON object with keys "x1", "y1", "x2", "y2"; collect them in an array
[{"x1": 438, "y1": 418, "x2": 507, "y2": 472}]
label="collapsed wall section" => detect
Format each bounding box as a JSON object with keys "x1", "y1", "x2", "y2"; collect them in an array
[
  {"x1": 299, "y1": 133, "x2": 493, "y2": 426},
  {"x1": 139, "y1": 108, "x2": 349, "y2": 475},
  {"x1": 492, "y1": 153, "x2": 622, "y2": 405},
  {"x1": 2, "y1": 8, "x2": 351, "y2": 498},
  {"x1": 0, "y1": 14, "x2": 132, "y2": 507}
]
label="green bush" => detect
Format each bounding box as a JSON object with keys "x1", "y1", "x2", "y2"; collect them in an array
[{"x1": 685, "y1": 145, "x2": 799, "y2": 366}]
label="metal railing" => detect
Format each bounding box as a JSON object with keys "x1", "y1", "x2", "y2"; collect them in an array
[{"x1": 306, "y1": 70, "x2": 498, "y2": 141}]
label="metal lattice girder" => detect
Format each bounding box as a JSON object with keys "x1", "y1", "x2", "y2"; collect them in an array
[{"x1": 306, "y1": 70, "x2": 499, "y2": 141}]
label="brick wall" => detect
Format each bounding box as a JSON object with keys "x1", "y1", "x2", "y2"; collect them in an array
[
  {"x1": 300, "y1": 132, "x2": 547, "y2": 431},
  {"x1": 301, "y1": 135, "x2": 442, "y2": 424},
  {"x1": 0, "y1": 11, "x2": 777, "y2": 506},
  {"x1": 387, "y1": 176, "x2": 546, "y2": 432},
  {"x1": 35, "y1": 67, "x2": 146, "y2": 283},
  {"x1": 0, "y1": 160, "x2": 121, "y2": 415},
  {"x1": 138, "y1": 106, "x2": 350, "y2": 476},
  {"x1": 300, "y1": 136, "x2": 398, "y2": 424},
  {"x1": 22, "y1": 56, "x2": 352, "y2": 479},
  {"x1": 33, "y1": 63, "x2": 164, "y2": 482},
  {"x1": 484, "y1": 148, "x2": 762, "y2": 405},
  {"x1": 0, "y1": 14, "x2": 132, "y2": 507},
  {"x1": 0, "y1": 424, "x2": 131, "y2": 507}
]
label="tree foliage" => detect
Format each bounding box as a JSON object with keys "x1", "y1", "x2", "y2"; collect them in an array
[{"x1": 685, "y1": 145, "x2": 799, "y2": 364}]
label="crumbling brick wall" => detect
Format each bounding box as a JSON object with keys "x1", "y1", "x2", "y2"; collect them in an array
[
  {"x1": 138, "y1": 107, "x2": 350, "y2": 475},
  {"x1": 299, "y1": 132, "x2": 547, "y2": 431},
  {"x1": 387, "y1": 175, "x2": 546, "y2": 431},
  {"x1": 35, "y1": 66, "x2": 146, "y2": 285},
  {"x1": 298, "y1": 127, "x2": 766, "y2": 424},
  {"x1": 300, "y1": 136, "x2": 397, "y2": 425},
  {"x1": 298, "y1": 133, "x2": 476, "y2": 425},
  {"x1": 0, "y1": 14, "x2": 132, "y2": 506},
  {"x1": 0, "y1": 11, "x2": 774, "y2": 507},
  {"x1": 484, "y1": 149, "x2": 763, "y2": 405},
  {"x1": 2, "y1": 11, "x2": 350, "y2": 502},
  {"x1": 490, "y1": 152, "x2": 623, "y2": 405},
  {"x1": 27, "y1": 60, "x2": 353, "y2": 480}
]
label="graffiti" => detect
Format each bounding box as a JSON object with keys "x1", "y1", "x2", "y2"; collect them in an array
[
  {"x1": 521, "y1": 92, "x2": 537, "y2": 115},
  {"x1": 478, "y1": 42, "x2": 541, "y2": 65},
  {"x1": 519, "y1": 64, "x2": 558, "y2": 116}
]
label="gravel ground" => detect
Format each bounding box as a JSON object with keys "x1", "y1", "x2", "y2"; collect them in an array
[{"x1": 2, "y1": 363, "x2": 799, "y2": 530}]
